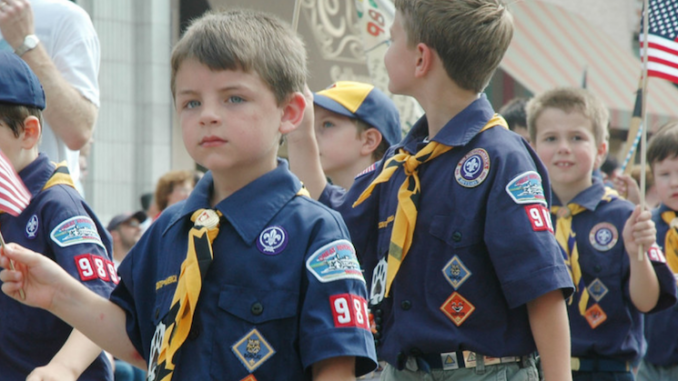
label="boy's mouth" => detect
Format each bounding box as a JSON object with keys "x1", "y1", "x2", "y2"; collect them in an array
[{"x1": 200, "y1": 136, "x2": 226, "y2": 146}]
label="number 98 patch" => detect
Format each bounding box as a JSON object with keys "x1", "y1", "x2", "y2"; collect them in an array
[{"x1": 329, "y1": 293, "x2": 370, "y2": 330}]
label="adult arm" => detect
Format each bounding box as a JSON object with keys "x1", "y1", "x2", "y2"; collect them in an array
[{"x1": 0, "y1": 0, "x2": 98, "y2": 150}]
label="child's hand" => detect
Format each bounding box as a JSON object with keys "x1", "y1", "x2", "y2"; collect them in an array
[
  {"x1": 622, "y1": 206, "x2": 657, "y2": 259},
  {"x1": 27, "y1": 363, "x2": 77, "y2": 381},
  {"x1": 0, "y1": 243, "x2": 63, "y2": 309},
  {"x1": 614, "y1": 174, "x2": 641, "y2": 205}
]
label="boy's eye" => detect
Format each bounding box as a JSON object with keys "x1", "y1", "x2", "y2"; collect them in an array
[
  {"x1": 322, "y1": 121, "x2": 334, "y2": 128},
  {"x1": 543, "y1": 136, "x2": 556, "y2": 142},
  {"x1": 228, "y1": 96, "x2": 245, "y2": 103},
  {"x1": 185, "y1": 100, "x2": 201, "y2": 109}
]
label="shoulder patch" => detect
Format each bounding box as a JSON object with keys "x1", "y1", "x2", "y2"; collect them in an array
[
  {"x1": 50, "y1": 216, "x2": 105, "y2": 248},
  {"x1": 306, "y1": 239, "x2": 364, "y2": 283},
  {"x1": 455, "y1": 148, "x2": 490, "y2": 188},
  {"x1": 25, "y1": 214, "x2": 39, "y2": 239},
  {"x1": 505, "y1": 171, "x2": 546, "y2": 206}
]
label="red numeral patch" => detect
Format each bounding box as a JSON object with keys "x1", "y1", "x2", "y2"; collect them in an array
[
  {"x1": 329, "y1": 294, "x2": 370, "y2": 330},
  {"x1": 524, "y1": 205, "x2": 553, "y2": 233},
  {"x1": 105, "y1": 260, "x2": 119, "y2": 284},
  {"x1": 648, "y1": 244, "x2": 666, "y2": 263},
  {"x1": 74, "y1": 254, "x2": 116, "y2": 282}
]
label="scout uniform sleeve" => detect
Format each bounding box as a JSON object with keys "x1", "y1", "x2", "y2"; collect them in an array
[
  {"x1": 644, "y1": 244, "x2": 678, "y2": 313},
  {"x1": 298, "y1": 207, "x2": 378, "y2": 377}
]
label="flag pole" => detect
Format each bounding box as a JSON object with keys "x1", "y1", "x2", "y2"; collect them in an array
[
  {"x1": 292, "y1": 0, "x2": 302, "y2": 31},
  {"x1": 638, "y1": 0, "x2": 650, "y2": 261}
]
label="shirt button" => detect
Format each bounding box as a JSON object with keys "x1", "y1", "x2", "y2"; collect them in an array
[
  {"x1": 375, "y1": 316, "x2": 382, "y2": 324},
  {"x1": 594, "y1": 265, "x2": 602, "y2": 273},
  {"x1": 452, "y1": 232, "x2": 462, "y2": 242},
  {"x1": 188, "y1": 324, "x2": 200, "y2": 340},
  {"x1": 374, "y1": 308, "x2": 383, "y2": 317},
  {"x1": 401, "y1": 300, "x2": 412, "y2": 310},
  {"x1": 251, "y1": 302, "x2": 264, "y2": 316}
]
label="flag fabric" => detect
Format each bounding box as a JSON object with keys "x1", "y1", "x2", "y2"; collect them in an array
[
  {"x1": 640, "y1": 0, "x2": 678, "y2": 84},
  {"x1": 0, "y1": 150, "x2": 31, "y2": 217}
]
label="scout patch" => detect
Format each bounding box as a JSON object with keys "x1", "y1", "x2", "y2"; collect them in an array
[
  {"x1": 524, "y1": 205, "x2": 554, "y2": 232},
  {"x1": 464, "y1": 352, "x2": 477, "y2": 368},
  {"x1": 505, "y1": 171, "x2": 546, "y2": 206},
  {"x1": 240, "y1": 376, "x2": 258, "y2": 381},
  {"x1": 584, "y1": 304, "x2": 607, "y2": 329},
  {"x1": 648, "y1": 244, "x2": 666, "y2": 263},
  {"x1": 356, "y1": 163, "x2": 377, "y2": 179},
  {"x1": 442, "y1": 255, "x2": 471, "y2": 290},
  {"x1": 440, "y1": 292, "x2": 475, "y2": 326},
  {"x1": 50, "y1": 216, "x2": 105, "y2": 248},
  {"x1": 256, "y1": 226, "x2": 288, "y2": 255},
  {"x1": 25, "y1": 214, "x2": 38, "y2": 239},
  {"x1": 232, "y1": 329, "x2": 275, "y2": 373},
  {"x1": 329, "y1": 293, "x2": 370, "y2": 330},
  {"x1": 147, "y1": 321, "x2": 166, "y2": 380},
  {"x1": 441, "y1": 352, "x2": 459, "y2": 370},
  {"x1": 74, "y1": 254, "x2": 114, "y2": 282},
  {"x1": 589, "y1": 222, "x2": 618, "y2": 251},
  {"x1": 370, "y1": 257, "x2": 387, "y2": 305},
  {"x1": 587, "y1": 278, "x2": 609, "y2": 302},
  {"x1": 455, "y1": 148, "x2": 490, "y2": 188},
  {"x1": 306, "y1": 239, "x2": 364, "y2": 283}
]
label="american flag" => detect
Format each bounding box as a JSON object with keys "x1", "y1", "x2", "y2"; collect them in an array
[
  {"x1": 640, "y1": 0, "x2": 678, "y2": 84},
  {"x1": 0, "y1": 150, "x2": 31, "y2": 217}
]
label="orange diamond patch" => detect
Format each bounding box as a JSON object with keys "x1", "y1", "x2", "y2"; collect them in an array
[
  {"x1": 240, "y1": 375, "x2": 258, "y2": 381},
  {"x1": 440, "y1": 292, "x2": 475, "y2": 326},
  {"x1": 584, "y1": 303, "x2": 607, "y2": 329}
]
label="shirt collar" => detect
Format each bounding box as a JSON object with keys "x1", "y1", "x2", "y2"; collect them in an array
[
  {"x1": 163, "y1": 159, "x2": 303, "y2": 244},
  {"x1": 399, "y1": 94, "x2": 495, "y2": 152},
  {"x1": 18, "y1": 153, "x2": 55, "y2": 197},
  {"x1": 552, "y1": 179, "x2": 607, "y2": 211}
]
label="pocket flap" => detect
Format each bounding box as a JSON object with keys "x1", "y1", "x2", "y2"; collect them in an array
[{"x1": 218, "y1": 285, "x2": 299, "y2": 324}]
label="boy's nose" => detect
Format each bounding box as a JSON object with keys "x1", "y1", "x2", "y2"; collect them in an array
[{"x1": 199, "y1": 107, "x2": 221, "y2": 125}]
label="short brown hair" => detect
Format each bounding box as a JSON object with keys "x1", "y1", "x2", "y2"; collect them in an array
[
  {"x1": 647, "y1": 121, "x2": 678, "y2": 172},
  {"x1": 170, "y1": 9, "x2": 307, "y2": 105},
  {"x1": 394, "y1": 0, "x2": 513, "y2": 93},
  {"x1": 527, "y1": 87, "x2": 609, "y2": 145},
  {"x1": 0, "y1": 103, "x2": 42, "y2": 137},
  {"x1": 154, "y1": 170, "x2": 193, "y2": 212}
]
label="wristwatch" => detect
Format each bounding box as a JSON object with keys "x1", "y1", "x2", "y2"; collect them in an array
[{"x1": 14, "y1": 34, "x2": 40, "y2": 57}]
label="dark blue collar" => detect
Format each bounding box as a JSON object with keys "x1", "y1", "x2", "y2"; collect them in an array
[
  {"x1": 552, "y1": 179, "x2": 609, "y2": 211},
  {"x1": 163, "y1": 159, "x2": 303, "y2": 245},
  {"x1": 18, "y1": 153, "x2": 55, "y2": 197}
]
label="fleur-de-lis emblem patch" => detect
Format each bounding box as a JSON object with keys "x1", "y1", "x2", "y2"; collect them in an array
[{"x1": 257, "y1": 226, "x2": 288, "y2": 255}]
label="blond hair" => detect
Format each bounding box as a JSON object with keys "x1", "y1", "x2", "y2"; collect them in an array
[
  {"x1": 170, "y1": 9, "x2": 307, "y2": 105},
  {"x1": 394, "y1": 0, "x2": 513, "y2": 93},
  {"x1": 527, "y1": 87, "x2": 609, "y2": 144}
]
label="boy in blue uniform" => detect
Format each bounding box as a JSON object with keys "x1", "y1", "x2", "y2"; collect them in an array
[
  {"x1": 527, "y1": 87, "x2": 677, "y2": 381},
  {"x1": 638, "y1": 121, "x2": 678, "y2": 381},
  {"x1": 288, "y1": 1, "x2": 575, "y2": 380},
  {"x1": 0, "y1": 10, "x2": 377, "y2": 381},
  {"x1": 0, "y1": 51, "x2": 113, "y2": 380}
]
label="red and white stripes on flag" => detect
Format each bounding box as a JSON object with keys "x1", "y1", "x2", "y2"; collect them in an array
[
  {"x1": 640, "y1": 0, "x2": 678, "y2": 84},
  {"x1": 0, "y1": 150, "x2": 31, "y2": 217}
]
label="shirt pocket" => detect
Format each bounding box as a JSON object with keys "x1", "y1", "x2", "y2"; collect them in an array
[
  {"x1": 429, "y1": 214, "x2": 483, "y2": 249},
  {"x1": 210, "y1": 285, "x2": 302, "y2": 378}
]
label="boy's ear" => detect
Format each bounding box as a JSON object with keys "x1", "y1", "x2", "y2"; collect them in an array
[
  {"x1": 20, "y1": 116, "x2": 41, "y2": 150},
  {"x1": 279, "y1": 92, "x2": 307, "y2": 135},
  {"x1": 360, "y1": 128, "x2": 383, "y2": 156},
  {"x1": 594, "y1": 140, "x2": 609, "y2": 169},
  {"x1": 414, "y1": 42, "x2": 434, "y2": 78}
]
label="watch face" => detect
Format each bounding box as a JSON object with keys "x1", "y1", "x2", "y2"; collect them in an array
[{"x1": 26, "y1": 35, "x2": 39, "y2": 48}]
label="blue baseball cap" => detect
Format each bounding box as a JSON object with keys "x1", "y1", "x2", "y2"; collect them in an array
[
  {"x1": 0, "y1": 51, "x2": 46, "y2": 110},
  {"x1": 314, "y1": 81, "x2": 401, "y2": 146}
]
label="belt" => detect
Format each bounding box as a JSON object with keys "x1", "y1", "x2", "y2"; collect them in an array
[
  {"x1": 571, "y1": 357, "x2": 630, "y2": 372},
  {"x1": 417, "y1": 351, "x2": 521, "y2": 371}
]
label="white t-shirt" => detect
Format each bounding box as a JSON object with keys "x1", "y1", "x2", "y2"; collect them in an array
[{"x1": 0, "y1": 0, "x2": 100, "y2": 183}]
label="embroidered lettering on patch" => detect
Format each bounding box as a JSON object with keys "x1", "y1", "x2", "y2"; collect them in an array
[
  {"x1": 524, "y1": 205, "x2": 554, "y2": 232},
  {"x1": 589, "y1": 222, "x2": 618, "y2": 251},
  {"x1": 74, "y1": 254, "x2": 114, "y2": 282},
  {"x1": 648, "y1": 244, "x2": 666, "y2": 263},
  {"x1": 232, "y1": 329, "x2": 275, "y2": 373},
  {"x1": 306, "y1": 239, "x2": 364, "y2": 283},
  {"x1": 440, "y1": 292, "x2": 475, "y2": 326},
  {"x1": 50, "y1": 216, "x2": 104, "y2": 248},
  {"x1": 329, "y1": 293, "x2": 370, "y2": 330},
  {"x1": 442, "y1": 255, "x2": 472, "y2": 290},
  {"x1": 370, "y1": 257, "x2": 387, "y2": 306},
  {"x1": 584, "y1": 303, "x2": 607, "y2": 329},
  {"x1": 505, "y1": 171, "x2": 546, "y2": 206},
  {"x1": 256, "y1": 226, "x2": 288, "y2": 255},
  {"x1": 455, "y1": 148, "x2": 490, "y2": 188},
  {"x1": 26, "y1": 214, "x2": 39, "y2": 239},
  {"x1": 587, "y1": 278, "x2": 609, "y2": 302}
]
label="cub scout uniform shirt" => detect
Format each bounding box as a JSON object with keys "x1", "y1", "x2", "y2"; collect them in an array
[
  {"x1": 110, "y1": 161, "x2": 378, "y2": 380},
  {"x1": 551, "y1": 182, "x2": 677, "y2": 362},
  {"x1": 0, "y1": 153, "x2": 114, "y2": 380},
  {"x1": 320, "y1": 95, "x2": 574, "y2": 367}
]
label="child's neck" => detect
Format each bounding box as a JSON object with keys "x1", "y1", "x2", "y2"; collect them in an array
[
  {"x1": 209, "y1": 159, "x2": 277, "y2": 207},
  {"x1": 326, "y1": 156, "x2": 374, "y2": 190},
  {"x1": 414, "y1": 74, "x2": 479, "y2": 139},
  {"x1": 552, "y1": 179, "x2": 593, "y2": 206}
]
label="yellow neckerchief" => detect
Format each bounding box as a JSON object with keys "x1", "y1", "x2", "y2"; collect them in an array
[
  {"x1": 353, "y1": 115, "x2": 508, "y2": 297},
  {"x1": 660, "y1": 210, "x2": 678, "y2": 282}
]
